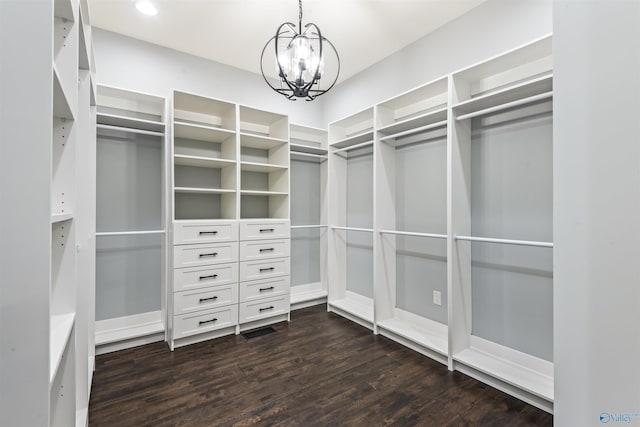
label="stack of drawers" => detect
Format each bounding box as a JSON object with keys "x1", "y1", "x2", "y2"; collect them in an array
[
  {"x1": 239, "y1": 220, "x2": 291, "y2": 328},
  {"x1": 172, "y1": 222, "x2": 239, "y2": 343}
]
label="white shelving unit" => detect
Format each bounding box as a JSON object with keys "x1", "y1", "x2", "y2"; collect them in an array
[
  {"x1": 328, "y1": 108, "x2": 375, "y2": 330},
  {"x1": 449, "y1": 35, "x2": 554, "y2": 412},
  {"x1": 1, "y1": 0, "x2": 96, "y2": 424},
  {"x1": 374, "y1": 76, "x2": 450, "y2": 365},
  {"x1": 95, "y1": 85, "x2": 168, "y2": 355},
  {"x1": 289, "y1": 124, "x2": 328, "y2": 309}
]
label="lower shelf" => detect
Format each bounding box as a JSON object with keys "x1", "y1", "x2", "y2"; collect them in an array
[
  {"x1": 290, "y1": 282, "x2": 327, "y2": 309},
  {"x1": 95, "y1": 311, "x2": 164, "y2": 354},
  {"x1": 50, "y1": 312, "x2": 76, "y2": 384},
  {"x1": 328, "y1": 292, "x2": 374, "y2": 330},
  {"x1": 453, "y1": 336, "x2": 554, "y2": 412},
  {"x1": 377, "y1": 310, "x2": 448, "y2": 358}
]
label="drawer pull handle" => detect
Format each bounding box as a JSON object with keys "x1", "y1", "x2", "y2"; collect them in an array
[
  {"x1": 198, "y1": 318, "x2": 218, "y2": 326},
  {"x1": 259, "y1": 267, "x2": 275, "y2": 272},
  {"x1": 259, "y1": 286, "x2": 275, "y2": 292},
  {"x1": 199, "y1": 274, "x2": 218, "y2": 280},
  {"x1": 199, "y1": 252, "x2": 218, "y2": 258},
  {"x1": 259, "y1": 248, "x2": 275, "y2": 253},
  {"x1": 199, "y1": 231, "x2": 218, "y2": 235},
  {"x1": 259, "y1": 228, "x2": 275, "y2": 233},
  {"x1": 259, "y1": 306, "x2": 275, "y2": 312},
  {"x1": 199, "y1": 296, "x2": 218, "y2": 303}
]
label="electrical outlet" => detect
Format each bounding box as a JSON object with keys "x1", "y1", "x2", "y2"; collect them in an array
[{"x1": 433, "y1": 290, "x2": 442, "y2": 306}]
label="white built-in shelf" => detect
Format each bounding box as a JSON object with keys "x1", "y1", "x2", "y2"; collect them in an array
[
  {"x1": 174, "y1": 121, "x2": 235, "y2": 142},
  {"x1": 329, "y1": 295, "x2": 374, "y2": 324},
  {"x1": 50, "y1": 312, "x2": 76, "y2": 384},
  {"x1": 78, "y1": 16, "x2": 91, "y2": 71},
  {"x1": 174, "y1": 155, "x2": 235, "y2": 169},
  {"x1": 329, "y1": 130, "x2": 374, "y2": 149},
  {"x1": 240, "y1": 133, "x2": 288, "y2": 150},
  {"x1": 51, "y1": 212, "x2": 74, "y2": 224},
  {"x1": 53, "y1": 66, "x2": 74, "y2": 120},
  {"x1": 289, "y1": 143, "x2": 327, "y2": 155},
  {"x1": 378, "y1": 107, "x2": 448, "y2": 137},
  {"x1": 453, "y1": 73, "x2": 553, "y2": 116},
  {"x1": 54, "y1": 0, "x2": 75, "y2": 21},
  {"x1": 174, "y1": 187, "x2": 235, "y2": 194},
  {"x1": 240, "y1": 161, "x2": 288, "y2": 173},
  {"x1": 377, "y1": 317, "x2": 448, "y2": 356},
  {"x1": 95, "y1": 318, "x2": 164, "y2": 346},
  {"x1": 97, "y1": 113, "x2": 164, "y2": 133},
  {"x1": 454, "y1": 346, "x2": 554, "y2": 402},
  {"x1": 291, "y1": 289, "x2": 328, "y2": 305},
  {"x1": 240, "y1": 190, "x2": 288, "y2": 196}
]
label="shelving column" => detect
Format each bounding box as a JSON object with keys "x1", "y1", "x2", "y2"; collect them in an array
[
  {"x1": 289, "y1": 124, "x2": 329, "y2": 309},
  {"x1": 170, "y1": 91, "x2": 239, "y2": 349},
  {"x1": 327, "y1": 107, "x2": 375, "y2": 330}
]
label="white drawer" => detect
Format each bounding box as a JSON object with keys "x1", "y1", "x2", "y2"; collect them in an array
[
  {"x1": 239, "y1": 239, "x2": 290, "y2": 261},
  {"x1": 173, "y1": 242, "x2": 238, "y2": 269},
  {"x1": 239, "y1": 276, "x2": 290, "y2": 302},
  {"x1": 240, "y1": 220, "x2": 290, "y2": 241},
  {"x1": 173, "y1": 221, "x2": 238, "y2": 245},
  {"x1": 173, "y1": 283, "x2": 239, "y2": 315},
  {"x1": 239, "y1": 295, "x2": 290, "y2": 324},
  {"x1": 240, "y1": 257, "x2": 290, "y2": 282},
  {"x1": 173, "y1": 263, "x2": 238, "y2": 292},
  {"x1": 173, "y1": 305, "x2": 238, "y2": 339}
]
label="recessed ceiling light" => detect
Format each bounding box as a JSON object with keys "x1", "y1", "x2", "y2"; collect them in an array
[{"x1": 136, "y1": 1, "x2": 158, "y2": 16}]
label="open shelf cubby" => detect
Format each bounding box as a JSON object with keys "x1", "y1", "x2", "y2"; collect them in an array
[
  {"x1": 329, "y1": 107, "x2": 374, "y2": 149},
  {"x1": 97, "y1": 85, "x2": 165, "y2": 132}
]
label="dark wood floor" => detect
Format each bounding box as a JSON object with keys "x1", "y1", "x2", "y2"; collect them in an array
[{"x1": 89, "y1": 305, "x2": 552, "y2": 426}]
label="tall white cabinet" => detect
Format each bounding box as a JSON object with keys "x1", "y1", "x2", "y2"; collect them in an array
[{"x1": 0, "y1": 0, "x2": 97, "y2": 425}]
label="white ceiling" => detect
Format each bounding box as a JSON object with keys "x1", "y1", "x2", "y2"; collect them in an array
[{"x1": 88, "y1": 0, "x2": 487, "y2": 83}]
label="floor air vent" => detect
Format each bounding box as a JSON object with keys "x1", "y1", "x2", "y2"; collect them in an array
[{"x1": 242, "y1": 326, "x2": 276, "y2": 340}]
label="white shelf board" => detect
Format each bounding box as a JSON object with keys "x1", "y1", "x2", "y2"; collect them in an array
[
  {"x1": 174, "y1": 155, "x2": 235, "y2": 169},
  {"x1": 240, "y1": 132, "x2": 288, "y2": 150},
  {"x1": 290, "y1": 288, "x2": 328, "y2": 305},
  {"x1": 97, "y1": 113, "x2": 165, "y2": 133},
  {"x1": 53, "y1": 66, "x2": 74, "y2": 120},
  {"x1": 54, "y1": 0, "x2": 75, "y2": 21},
  {"x1": 95, "y1": 319, "x2": 164, "y2": 346},
  {"x1": 50, "y1": 312, "x2": 76, "y2": 384},
  {"x1": 329, "y1": 130, "x2": 374, "y2": 149},
  {"x1": 378, "y1": 107, "x2": 448, "y2": 137},
  {"x1": 329, "y1": 297, "x2": 374, "y2": 323},
  {"x1": 51, "y1": 212, "x2": 74, "y2": 223},
  {"x1": 240, "y1": 161, "x2": 288, "y2": 173},
  {"x1": 289, "y1": 143, "x2": 327, "y2": 155},
  {"x1": 240, "y1": 190, "x2": 288, "y2": 196},
  {"x1": 174, "y1": 187, "x2": 235, "y2": 194},
  {"x1": 454, "y1": 347, "x2": 554, "y2": 401},
  {"x1": 174, "y1": 121, "x2": 235, "y2": 143},
  {"x1": 377, "y1": 317, "x2": 448, "y2": 356},
  {"x1": 453, "y1": 73, "x2": 553, "y2": 115}
]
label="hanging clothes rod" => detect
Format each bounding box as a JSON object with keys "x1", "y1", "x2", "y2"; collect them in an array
[
  {"x1": 331, "y1": 140, "x2": 374, "y2": 154},
  {"x1": 289, "y1": 151, "x2": 328, "y2": 159},
  {"x1": 291, "y1": 225, "x2": 329, "y2": 229},
  {"x1": 96, "y1": 230, "x2": 166, "y2": 237},
  {"x1": 380, "y1": 230, "x2": 447, "y2": 239},
  {"x1": 455, "y1": 235, "x2": 553, "y2": 248},
  {"x1": 379, "y1": 120, "x2": 448, "y2": 142},
  {"x1": 97, "y1": 123, "x2": 165, "y2": 137},
  {"x1": 455, "y1": 91, "x2": 553, "y2": 121},
  {"x1": 331, "y1": 226, "x2": 374, "y2": 233}
]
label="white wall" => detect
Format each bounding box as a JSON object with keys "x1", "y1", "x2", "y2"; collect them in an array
[
  {"x1": 322, "y1": 0, "x2": 552, "y2": 124},
  {"x1": 92, "y1": 29, "x2": 324, "y2": 128},
  {"x1": 554, "y1": 1, "x2": 640, "y2": 425}
]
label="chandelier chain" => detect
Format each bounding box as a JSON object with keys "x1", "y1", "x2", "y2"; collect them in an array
[{"x1": 298, "y1": 0, "x2": 303, "y2": 32}]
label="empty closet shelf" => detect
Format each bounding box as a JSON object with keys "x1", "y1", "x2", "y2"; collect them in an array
[
  {"x1": 174, "y1": 155, "x2": 235, "y2": 169},
  {"x1": 239, "y1": 133, "x2": 288, "y2": 149},
  {"x1": 378, "y1": 107, "x2": 448, "y2": 137},
  {"x1": 96, "y1": 113, "x2": 164, "y2": 133},
  {"x1": 50, "y1": 312, "x2": 76, "y2": 384},
  {"x1": 51, "y1": 212, "x2": 74, "y2": 223},
  {"x1": 240, "y1": 162, "x2": 288, "y2": 173},
  {"x1": 240, "y1": 190, "x2": 287, "y2": 196},
  {"x1": 174, "y1": 121, "x2": 235, "y2": 142},
  {"x1": 377, "y1": 318, "x2": 448, "y2": 356},
  {"x1": 289, "y1": 143, "x2": 327, "y2": 155},
  {"x1": 175, "y1": 187, "x2": 235, "y2": 194},
  {"x1": 329, "y1": 297, "x2": 374, "y2": 323}
]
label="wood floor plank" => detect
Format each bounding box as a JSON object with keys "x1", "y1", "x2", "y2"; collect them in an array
[{"x1": 89, "y1": 305, "x2": 552, "y2": 426}]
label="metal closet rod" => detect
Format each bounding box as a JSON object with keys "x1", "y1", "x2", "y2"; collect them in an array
[
  {"x1": 96, "y1": 230, "x2": 166, "y2": 237},
  {"x1": 331, "y1": 140, "x2": 374, "y2": 154},
  {"x1": 379, "y1": 120, "x2": 448, "y2": 142},
  {"x1": 455, "y1": 235, "x2": 553, "y2": 248},
  {"x1": 331, "y1": 226, "x2": 374, "y2": 233},
  {"x1": 97, "y1": 123, "x2": 165, "y2": 137},
  {"x1": 455, "y1": 91, "x2": 553, "y2": 121},
  {"x1": 291, "y1": 225, "x2": 328, "y2": 229},
  {"x1": 379, "y1": 230, "x2": 447, "y2": 239}
]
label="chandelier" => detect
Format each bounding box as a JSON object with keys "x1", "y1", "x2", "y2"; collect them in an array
[{"x1": 260, "y1": 0, "x2": 340, "y2": 101}]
